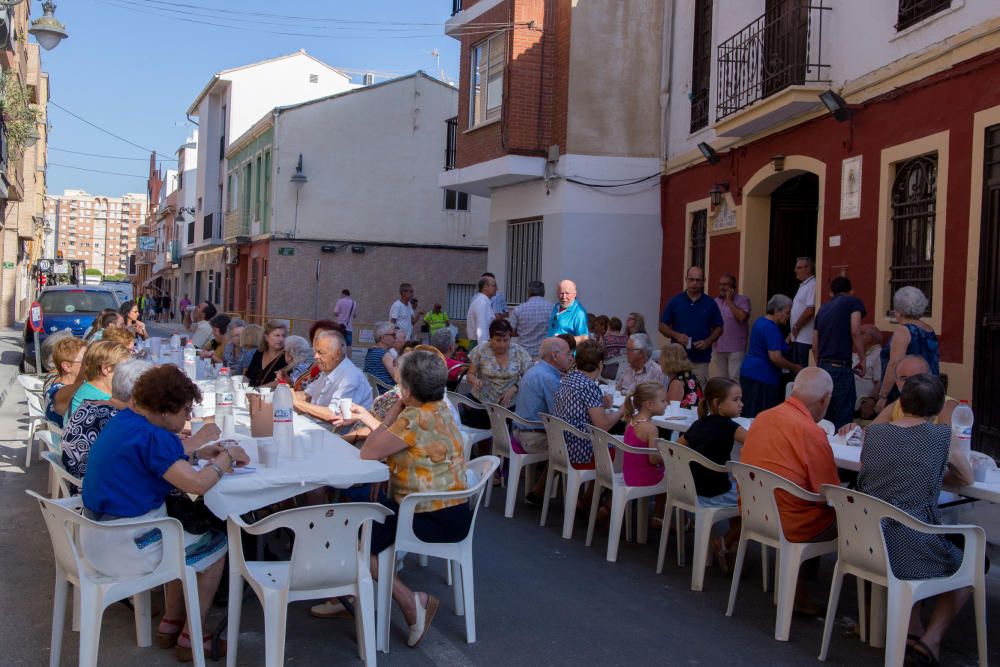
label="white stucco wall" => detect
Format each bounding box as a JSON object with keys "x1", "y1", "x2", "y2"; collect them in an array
[
  {"x1": 666, "y1": 0, "x2": 997, "y2": 160},
  {"x1": 269, "y1": 74, "x2": 488, "y2": 247},
  {"x1": 487, "y1": 155, "x2": 662, "y2": 326}
]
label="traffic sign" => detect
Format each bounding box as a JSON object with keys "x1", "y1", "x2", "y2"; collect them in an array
[{"x1": 29, "y1": 301, "x2": 44, "y2": 332}]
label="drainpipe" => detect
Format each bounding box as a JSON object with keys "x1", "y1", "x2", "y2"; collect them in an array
[{"x1": 659, "y1": 0, "x2": 675, "y2": 165}]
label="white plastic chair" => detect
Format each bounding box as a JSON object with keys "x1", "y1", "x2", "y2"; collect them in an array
[
  {"x1": 19, "y1": 378, "x2": 49, "y2": 468},
  {"x1": 364, "y1": 372, "x2": 394, "y2": 396},
  {"x1": 818, "y1": 485, "x2": 987, "y2": 667},
  {"x1": 17, "y1": 373, "x2": 45, "y2": 392},
  {"x1": 376, "y1": 455, "x2": 500, "y2": 653},
  {"x1": 586, "y1": 426, "x2": 668, "y2": 562},
  {"x1": 448, "y1": 391, "x2": 493, "y2": 454},
  {"x1": 484, "y1": 403, "x2": 548, "y2": 518},
  {"x1": 27, "y1": 491, "x2": 206, "y2": 667},
  {"x1": 538, "y1": 414, "x2": 597, "y2": 540},
  {"x1": 44, "y1": 451, "x2": 82, "y2": 499},
  {"x1": 725, "y1": 462, "x2": 837, "y2": 641},
  {"x1": 226, "y1": 502, "x2": 392, "y2": 667},
  {"x1": 654, "y1": 440, "x2": 739, "y2": 590}
]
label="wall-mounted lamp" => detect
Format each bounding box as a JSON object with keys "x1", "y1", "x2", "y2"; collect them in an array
[
  {"x1": 772, "y1": 155, "x2": 786, "y2": 172},
  {"x1": 709, "y1": 181, "x2": 730, "y2": 207},
  {"x1": 351, "y1": 245, "x2": 365, "y2": 254},
  {"x1": 819, "y1": 90, "x2": 852, "y2": 122},
  {"x1": 290, "y1": 154, "x2": 308, "y2": 185},
  {"x1": 697, "y1": 142, "x2": 720, "y2": 165}
]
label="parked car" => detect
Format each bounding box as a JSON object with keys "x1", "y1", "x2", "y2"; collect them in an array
[
  {"x1": 99, "y1": 280, "x2": 133, "y2": 304},
  {"x1": 21, "y1": 285, "x2": 121, "y2": 372}
]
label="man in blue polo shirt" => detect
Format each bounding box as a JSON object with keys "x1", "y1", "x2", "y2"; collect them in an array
[
  {"x1": 659, "y1": 266, "x2": 724, "y2": 385},
  {"x1": 812, "y1": 275, "x2": 867, "y2": 429},
  {"x1": 546, "y1": 279, "x2": 588, "y2": 344}
]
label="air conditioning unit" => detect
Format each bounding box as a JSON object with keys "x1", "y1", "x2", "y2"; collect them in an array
[{"x1": 224, "y1": 246, "x2": 239, "y2": 265}]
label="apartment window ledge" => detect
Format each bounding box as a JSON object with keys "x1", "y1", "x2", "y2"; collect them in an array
[
  {"x1": 464, "y1": 116, "x2": 501, "y2": 135},
  {"x1": 891, "y1": 0, "x2": 963, "y2": 41}
]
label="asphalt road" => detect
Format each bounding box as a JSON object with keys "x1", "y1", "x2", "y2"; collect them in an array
[{"x1": 1, "y1": 327, "x2": 996, "y2": 666}]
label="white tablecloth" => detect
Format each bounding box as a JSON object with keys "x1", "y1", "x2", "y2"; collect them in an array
[{"x1": 202, "y1": 410, "x2": 388, "y2": 518}]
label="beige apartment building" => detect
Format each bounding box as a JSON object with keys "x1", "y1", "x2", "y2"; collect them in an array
[{"x1": 46, "y1": 190, "x2": 147, "y2": 277}]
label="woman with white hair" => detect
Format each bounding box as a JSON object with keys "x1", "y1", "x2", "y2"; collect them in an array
[
  {"x1": 364, "y1": 321, "x2": 398, "y2": 392},
  {"x1": 876, "y1": 286, "x2": 939, "y2": 414},
  {"x1": 277, "y1": 334, "x2": 314, "y2": 389}
]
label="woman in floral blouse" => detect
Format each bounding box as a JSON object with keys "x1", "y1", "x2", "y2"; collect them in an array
[
  {"x1": 463, "y1": 319, "x2": 532, "y2": 428},
  {"x1": 660, "y1": 342, "x2": 704, "y2": 409}
]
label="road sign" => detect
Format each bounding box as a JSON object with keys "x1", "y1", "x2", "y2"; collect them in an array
[
  {"x1": 29, "y1": 301, "x2": 43, "y2": 332},
  {"x1": 278, "y1": 247, "x2": 294, "y2": 256},
  {"x1": 39, "y1": 260, "x2": 51, "y2": 271},
  {"x1": 53, "y1": 260, "x2": 68, "y2": 275}
]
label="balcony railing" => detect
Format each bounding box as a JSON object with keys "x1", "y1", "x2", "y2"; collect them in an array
[
  {"x1": 451, "y1": 0, "x2": 462, "y2": 16},
  {"x1": 224, "y1": 209, "x2": 250, "y2": 240},
  {"x1": 716, "y1": 1, "x2": 831, "y2": 121},
  {"x1": 169, "y1": 239, "x2": 180, "y2": 264}
]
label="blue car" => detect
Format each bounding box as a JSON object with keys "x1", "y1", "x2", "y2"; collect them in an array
[{"x1": 22, "y1": 285, "x2": 121, "y2": 372}]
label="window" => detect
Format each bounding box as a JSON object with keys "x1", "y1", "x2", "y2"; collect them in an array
[
  {"x1": 444, "y1": 189, "x2": 470, "y2": 211},
  {"x1": 309, "y1": 73, "x2": 319, "y2": 83},
  {"x1": 254, "y1": 154, "x2": 263, "y2": 221},
  {"x1": 690, "y1": 0, "x2": 713, "y2": 132},
  {"x1": 889, "y1": 153, "x2": 937, "y2": 312},
  {"x1": 203, "y1": 212, "x2": 214, "y2": 240},
  {"x1": 447, "y1": 283, "x2": 476, "y2": 320},
  {"x1": 690, "y1": 209, "x2": 707, "y2": 270},
  {"x1": 506, "y1": 218, "x2": 543, "y2": 305},
  {"x1": 445, "y1": 117, "x2": 458, "y2": 170},
  {"x1": 262, "y1": 150, "x2": 271, "y2": 232},
  {"x1": 896, "y1": 0, "x2": 951, "y2": 31},
  {"x1": 470, "y1": 33, "x2": 506, "y2": 127}
]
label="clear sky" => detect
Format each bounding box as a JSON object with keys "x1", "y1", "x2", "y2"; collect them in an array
[{"x1": 41, "y1": 0, "x2": 461, "y2": 197}]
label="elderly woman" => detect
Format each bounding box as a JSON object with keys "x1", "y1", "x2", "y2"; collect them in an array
[
  {"x1": 61, "y1": 340, "x2": 132, "y2": 426},
  {"x1": 119, "y1": 300, "x2": 148, "y2": 340},
  {"x1": 553, "y1": 340, "x2": 625, "y2": 468},
  {"x1": 616, "y1": 333, "x2": 665, "y2": 394},
  {"x1": 84, "y1": 309, "x2": 124, "y2": 342},
  {"x1": 220, "y1": 318, "x2": 246, "y2": 372},
  {"x1": 245, "y1": 320, "x2": 287, "y2": 388},
  {"x1": 464, "y1": 319, "x2": 532, "y2": 428},
  {"x1": 876, "y1": 286, "x2": 939, "y2": 414},
  {"x1": 739, "y1": 294, "x2": 803, "y2": 418},
  {"x1": 857, "y1": 374, "x2": 975, "y2": 665},
  {"x1": 625, "y1": 312, "x2": 646, "y2": 336},
  {"x1": 101, "y1": 325, "x2": 136, "y2": 352},
  {"x1": 44, "y1": 336, "x2": 87, "y2": 423},
  {"x1": 660, "y1": 342, "x2": 704, "y2": 409},
  {"x1": 81, "y1": 365, "x2": 248, "y2": 661},
  {"x1": 349, "y1": 349, "x2": 469, "y2": 648},
  {"x1": 365, "y1": 321, "x2": 399, "y2": 391},
  {"x1": 278, "y1": 334, "x2": 314, "y2": 389},
  {"x1": 40, "y1": 330, "x2": 74, "y2": 379}
]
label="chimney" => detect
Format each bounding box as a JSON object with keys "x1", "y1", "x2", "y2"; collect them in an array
[{"x1": 363, "y1": 72, "x2": 375, "y2": 86}]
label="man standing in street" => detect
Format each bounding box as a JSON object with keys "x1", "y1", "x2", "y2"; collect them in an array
[
  {"x1": 333, "y1": 289, "x2": 357, "y2": 348},
  {"x1": 789, "y1": 257, "x2": 817, "y2": 368},
  {"x1": 389, "y1": 283, "x2": 423, "y2": 341},
  {"x1": 659, "y1": 266, "x2": 723, "y2": 385},
  {"x1": 546, "y1": 279, "x2": 588, "y2": 345},
  {"x1": 510, "y1": 280, "x2": 552, "y2": 359},
  {"x1": 483, "y1": 272, "x2": 508, "y2": 319},
  {"x1": 423, "y1": 303, "x2": 450, "y2": 336},
  {"x1": 466, "y1": 274, "x2": 497, "y2": 346},
  {"x1": 711, "y1": 273, "x2": 750, "y2": 381},
  {"x1": 812, "y1": 276, "x2": 867, "y2": 429}
]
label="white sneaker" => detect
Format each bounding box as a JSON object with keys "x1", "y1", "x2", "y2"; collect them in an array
[
  {"x1": 406, "y1": 593, "x2": 439, "y2": 648},
  {"x1": 309, "y1": 600, "x2": 349, "y2": 619}
]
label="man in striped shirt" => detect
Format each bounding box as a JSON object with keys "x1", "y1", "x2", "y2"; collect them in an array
[{"x1": 510, "y1": 280, "x2": 552, "y2": 359}]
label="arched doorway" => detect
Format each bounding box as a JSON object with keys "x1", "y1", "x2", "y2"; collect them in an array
[{"x1": 767, "y1": 173, "x2": 819, "y2": 299}]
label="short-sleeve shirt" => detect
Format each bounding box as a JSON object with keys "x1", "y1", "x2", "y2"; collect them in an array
[
  {"x1": 389, "y1": 299, "x2": 415, "y2": 340},
  {"x1": 740, "y1": 317, "x2": 788, "y2": 385},
  {"x1": 67, "y1": 382, "x2": 111, "y2": 427},
  {"x1": 423, "y1": 311, "x2": 449, "y2": 334},
  {"x1": 616, "y1": 358, "x2": 665, "y2": 394},
  {"x1": 815, "y1": 294, "x2": 866, "y2": 362},
  {"x1": 740, "y1": 397, "x2": 840, "y2": 542},
  {"x1": 466, "y1": 293, "x2": 494, "y2": 345},
  {"x1": 491, "y1": 292, "x2": 508, "y2": 316},
  {"x1": 387, "y1": 401, "x2": 468, "y2": 513},
  {"x1": 515, "y1": 360, "x2": 562, "y2": 426},
  {"x1": 683, "y1": 414, "x2": 740, "y2": 498},
  {"x1": 547, "y1": 300, "x2": 588, "y2": 339},
  {"x1": 791, "y1": 275, "x2": 817, "y2": 345},
  {"x1": 82, "y1": 409, "x2": 186, "y2": 518},
  {"x1": 714, "y1": 294, "x2": 752, "y2": 353},
  {"x1": 305, "y1": 359, "x2": 374, "y2": 409},
  {"x1": 62, "y1": 403, "x2": 119, "y2": 479},
  {"x1": 509, "y1": 297, "x2": 553, "y2": 358},
  {"x1": 660, "y1": 292, "x2": 724, "y2": 364},
  {"x1": 334, "y1": 296, "x2": 357, "y2": 332},
  {"x1": 553, "y1": 370, "x2": 603, "y2": 465},
  {"x1": 45, "y1": 382, "x2": 65, "y2": 423},
  {"x1": 364, "y1": 346, "x2": 395, "y2": 387},
  {"x1": 469, "y1": 342, "x2": 532, "y2": 404}
]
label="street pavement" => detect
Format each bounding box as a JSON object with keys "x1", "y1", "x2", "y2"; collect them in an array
[{"x1": 1, "y1": 324, "x2": 997, "y2": 666}]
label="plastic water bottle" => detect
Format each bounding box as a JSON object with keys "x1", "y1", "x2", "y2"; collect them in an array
[
  {"x1": 183, "y1": 341, "x2": 197, "y2": 380},
  {"x1": 272, "y1": 380, "x2": 294, "y2": 462},
  {"x1": 951, "y1": 400, "x2": 974, "y2": 459},
  {"x1": 215, "y1": 367, "x2": 234, "y2": 420},
  {"x1": 170, "y1": 333, "x2": 181, "y2": 352}
]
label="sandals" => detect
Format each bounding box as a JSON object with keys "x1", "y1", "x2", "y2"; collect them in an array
[
  {"x1": 711, "y1": 537, "x2": 731, "y2": 575},
  {"x1": 156, "y1": 617, "x2": 184, "y2": 649},
  {"x1": 905, "y1": 638, "x2": 940, "y2": 666},
  {"x1": 406, "y1": 593, "x2": 439, "y2": 648},
  {"x1": 175, "y1": 630, "x2": 226, "y2": 663}
]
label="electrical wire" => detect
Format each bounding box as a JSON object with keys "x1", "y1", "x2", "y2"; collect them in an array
[
  {"x1": 50, "y1": 147, "x2": 177, "y2": 161},
  {"x1": 564, "y1": 173, "x2": 661, "y2": 188},
  {"x1": 49, "y1": 101, "x2": 175, "y2": 157},
  {"x1": 48, "y1": 162, "x2": 149, "y2": 179}
]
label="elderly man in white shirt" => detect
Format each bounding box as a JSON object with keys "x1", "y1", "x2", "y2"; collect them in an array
[
  {"x1": 293, "y1": 330, "x2": 373, "y2": 427},
  {"x1": 616, "y1": 333, "x2": 665, "y2": 394},
  {"x1": 466, "y1": 274, "x2": 497, "y2": 346}
]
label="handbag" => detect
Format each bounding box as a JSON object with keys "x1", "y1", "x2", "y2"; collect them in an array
[{"x1": 164, "y1": 490, "x2": 224, "y2": 535}]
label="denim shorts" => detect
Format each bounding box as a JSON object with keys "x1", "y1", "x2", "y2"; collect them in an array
[{"x1": 698, "y1": 484, "x2": 739, "y2": 508}]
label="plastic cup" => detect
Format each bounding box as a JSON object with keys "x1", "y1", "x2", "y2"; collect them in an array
[
  {"x1": 669, "y1": 400, "x2": 681, "y2": 415},
  {"x1": 338, "y1": 398, "x2": 353, "y2": 420},
  {"x1": 150, "y1": 337, "x2": 162, "y2": 358},
  {"x1": 292, "y1": 434, "x2": 306, "y2": 462},
  {"x1": 309, "y1": 429, "x2": 324, "y2": 454},
  {"x1": 258, "y1": 438, "x2": 277, "y2": 468}
]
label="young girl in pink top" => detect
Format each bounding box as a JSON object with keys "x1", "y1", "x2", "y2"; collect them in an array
[{"x1": 622, "y1": 381, "x2": 667, "y2": 484}]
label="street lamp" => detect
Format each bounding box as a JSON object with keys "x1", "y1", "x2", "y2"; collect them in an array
[
  {"x1": 28, "y1": 1, "x2": 68, "y2": 51},
  {"x1": 290, "y1": 153, "x2": 307, "y2": 238}
]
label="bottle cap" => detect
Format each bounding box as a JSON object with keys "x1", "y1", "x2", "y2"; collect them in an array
[{"x1": 960, "y1": 399, "x2": 969, "y2": 404}]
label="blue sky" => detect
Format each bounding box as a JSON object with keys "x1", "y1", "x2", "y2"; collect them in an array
[{"x1": 41, "y1": 0, "x2": 461, "y2": 197}]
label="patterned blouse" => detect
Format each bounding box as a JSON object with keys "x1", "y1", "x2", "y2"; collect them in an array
[
  {"x1": 469, "y1": 341, "x2": 532, "y2": 405},
  {"x1": 62, "y1": 402, "x2": 118, "y2": 479},
  {"x1": 671, "y1": 370, "x2": 703, "y2": 409},
  {"x1": 387, "y1": 401, "x2": 468, "y2": 513},
  {"x1": 553, "y1": 370, "x2": 603, "y2": 465}
]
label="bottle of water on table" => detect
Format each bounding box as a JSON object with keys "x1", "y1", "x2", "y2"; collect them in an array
[
  {"x1": 273, "y1": 380, "x2": 294, "y2": 462},
  {"x1": 215, "y1": 367, "x2": 234, "y2": 433},
  {"x1": 183, "y1": 341, "x2": 197, "y2": 380},
  {"x1": 950, "y1": 400, "x2": 974, "y2": 463}
]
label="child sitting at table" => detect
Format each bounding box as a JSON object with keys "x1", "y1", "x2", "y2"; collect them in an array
[
  {"x1": 622, "y1": 381, "x2": 668, "y2": 524},
  {"x1": 678, "y1": 377, "x2": 748, "y2": 574}
]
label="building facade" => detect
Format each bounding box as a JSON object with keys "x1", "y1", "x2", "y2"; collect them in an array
[
  {"x1": 47, "y1": 189, "x2": 146, "y2": 277},
  {"x1": 662, "y1": 0, "x2": 1000, "y2": 453},
  {"x1": 223, "y1": 72, "x2": 488, "y2": 331},
  {"x1": 440, "y1": 0, "x2": 666, "y2": 323}
]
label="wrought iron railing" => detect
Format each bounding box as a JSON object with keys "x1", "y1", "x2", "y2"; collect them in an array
[{"x1": 716, "y1": 1, "x2": 831, "y2": 121}]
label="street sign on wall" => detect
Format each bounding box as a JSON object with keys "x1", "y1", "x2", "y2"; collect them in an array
[
  {"x1": 138, "y1": 236, "x2": 156, "y2": 251},
  {"x1": 278, "y1": 247, "x2": 294, "y2": 256}
]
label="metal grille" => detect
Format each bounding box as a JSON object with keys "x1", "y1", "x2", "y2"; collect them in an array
[
  {"x1": 248, "y1": 259, "x2": 258, "y2": 316},
  {"x1": 447, "y1": 283, "x2": 476, "y2": 320},
  {"x1": 690, "y1": 210, "x2": 707, "y2": 270},
  {"x1": 689, "y1": 0, "x2": 713, "y2": 133},
  {"x1": 202, "y1": 213, "x2": 214, "y2": 240},
  {"x1": 716, "y1": 1, "x2": 831, "y2": 120},
  {"x1": 889, "y1": 153, "x2": 937, "y2": 313},
  {"x1": 506, "y1": 219, "x2": 543, "y2": 305},
  {"x1": 445, "y1": 117, "x2": 457, "y2": 170},
  {"x1": 896, "y1": 0, "x2": 951, "y2": 31}
]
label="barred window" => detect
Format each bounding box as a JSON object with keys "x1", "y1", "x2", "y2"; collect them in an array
[
  {"x1": 896, "y1": 0, "x2": 951, "y2": 31},
  {"x1": 447, "y1": 283, "x2": 476, "y2": 320},
  {"x1": 690, "y1": 0, "x2": 713, "y2": 133},
  {"x1": 690, "y1": 209, "x2": 707, "y2": 271},
  {"x1": 889, "y1": 153, "x2": 937, "y2": 313},
  {"x1": 506, "y1": 218, "x2": 543, "y2": 306}
]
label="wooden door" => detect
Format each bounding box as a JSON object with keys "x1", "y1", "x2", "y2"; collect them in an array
[
  {"x1": 767, "y1": 173, "x2": 819, "y2": 300},
  {"x1": 973, "y1": 124, "x2": 1000, "y2": 456}
]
